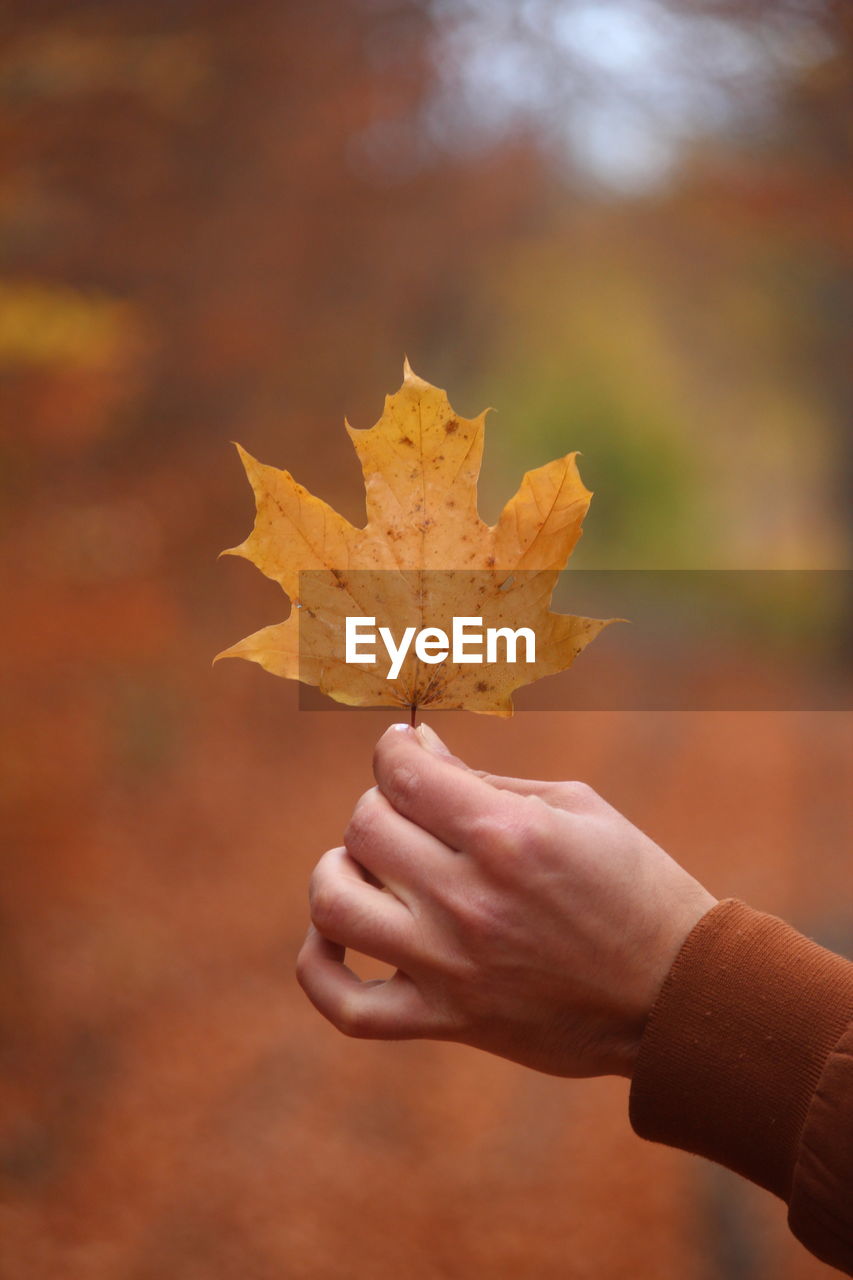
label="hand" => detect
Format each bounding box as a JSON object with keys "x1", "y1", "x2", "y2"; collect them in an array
[{"x1": 297, "y1": 724, "x2": 717, "y2": 1078}]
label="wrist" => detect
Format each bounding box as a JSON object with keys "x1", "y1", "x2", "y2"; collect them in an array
[{"x1": 620, "y1": 887, "x2": 719, "y2": 1080}]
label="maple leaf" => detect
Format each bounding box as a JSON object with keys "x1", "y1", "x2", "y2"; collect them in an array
[{"x1": 216, "y1": 362, "x2": 612, "y2": 717}]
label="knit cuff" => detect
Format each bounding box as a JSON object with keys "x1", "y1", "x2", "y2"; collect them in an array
[{"x1": 628, "y1": 898, "x2": 853, "y2": 1199}]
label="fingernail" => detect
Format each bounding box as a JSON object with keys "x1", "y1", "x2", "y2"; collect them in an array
[
  {"x1": 388, "y1": 722, "x2": 413, "y2": 735},
  {"x1": 416, "y1": 723, "x2": 452, "y2": 756}
]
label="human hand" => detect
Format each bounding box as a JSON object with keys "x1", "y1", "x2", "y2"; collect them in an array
[{"x1": 297, "y1": 724, "x2": 716, "y2": 1078}]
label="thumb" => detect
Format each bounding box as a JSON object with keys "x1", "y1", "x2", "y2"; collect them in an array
[
  {"x1": 415, "y1": 722, "x2": 470, "y2": 768},
  {"x1": 414, "y1": 725, "x2": 561, "y2": 804}
]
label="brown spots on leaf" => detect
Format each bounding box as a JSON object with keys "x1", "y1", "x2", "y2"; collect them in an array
[
  {"x1": 399, "y1": 435, "x2": 414, "y2": 447},
  {"x1": 486, "y1": 556, "x2": 495, "y2": 567},
  {"x1": 444, "y1": 419, "x2": 458, "y2": 434},
  {"x1": 475, "y1": 681, "x2": 489, "y2": 693}
]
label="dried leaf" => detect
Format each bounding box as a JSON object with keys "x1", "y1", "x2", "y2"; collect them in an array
[{"x1": 216, "y1": 362, "x2": 612, "y2": 716}]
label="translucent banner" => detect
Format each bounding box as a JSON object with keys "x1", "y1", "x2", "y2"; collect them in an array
[{"x1": 296, "y1": 569, "x2": 851, "y2": 712}]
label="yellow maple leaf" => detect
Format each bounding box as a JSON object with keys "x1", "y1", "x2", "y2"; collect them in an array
[{"x1": 216, "y1": 362, "x2": 612, "y2": 717}]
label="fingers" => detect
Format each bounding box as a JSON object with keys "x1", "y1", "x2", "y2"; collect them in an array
[
  {"x1": 475, "y1": 774, "x2": 600, "y2": 814},
  {"x1": 296, "y1": 927, "x2": 441, "y2": 1039},
  {"x1": 309, "y1": 846, "x2": 416, "y2": 968},
  {"x1": 344, "y1": 787, "x2": 453, "y2": 900},
  {"x1": 374, "y1": 724, "x2": 520, "y2": 853}
]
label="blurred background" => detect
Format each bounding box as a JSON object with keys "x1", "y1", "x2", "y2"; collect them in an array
[{"x1": 1, "y1": 1, "x2": 851, "y2": 1277}]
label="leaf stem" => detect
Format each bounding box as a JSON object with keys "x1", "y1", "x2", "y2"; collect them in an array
[{"x1": 410, "y1": 703, "x2": 418, "y2": 728}]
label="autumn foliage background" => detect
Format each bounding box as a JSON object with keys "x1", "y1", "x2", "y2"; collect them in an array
[{"x1": 1, "y1": 2, "x2": 851, "y2": 1278}]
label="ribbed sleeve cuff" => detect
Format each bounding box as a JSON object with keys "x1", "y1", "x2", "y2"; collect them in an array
[{"x1": 628, "y1": 898, "x2": 853, "y2": 1199}]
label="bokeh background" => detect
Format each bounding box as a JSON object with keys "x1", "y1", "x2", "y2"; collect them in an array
[{"x1": 1, "y1": 1, "x2": 851, "y2": 1277}]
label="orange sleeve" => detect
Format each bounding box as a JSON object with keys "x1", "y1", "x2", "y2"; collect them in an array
[{"x1": 628, "y1": 899, "x2": 853, "y2": 1275}]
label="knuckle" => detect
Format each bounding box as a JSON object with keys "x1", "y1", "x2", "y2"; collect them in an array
[
  {"x1": 467, "y1": 811, "x2": 519, "y2": 859},
  {"x1": 308, "y1": 872, "x2": 344, "y2": 935},
  {"x1": 373, "y1": 730, "x2": 407, "y2": 785},
  {"x1": 384, "y1": 763, "x2": 419, "y2": 809},
  {"x1": 533, "y1": 780, "x2": 565, "y2": 804},
  {"x1": 561, "y1": 779, "x2": 597, "y2": 807},
  {"x1": 294, "y1": 941, "x2": 310, "y2": 989},
  {"x1": 453, "y1": 887, "x2": 504, "y2": 938},
  {"x1": 334, "y1": 996, "x2": 373, "y2": 1039},
  {"x1": 436, "y1": 890, "x2": 512, "y2": 980},
  {"x1": 468, "y1": 796, "x2": 555, "y2": 861},
  {"x1": 344, "y1": 789, "x2": 381, "y2": 853},
  {"x1": 517, "y1": 793, "x2": 558, "y2": 851},
  {"x1": 294, "y1": 938, "x2": 321, "y2": 995},
  {"x1": 474, "y1": 771, "x2": 500, "y2": 787}
]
